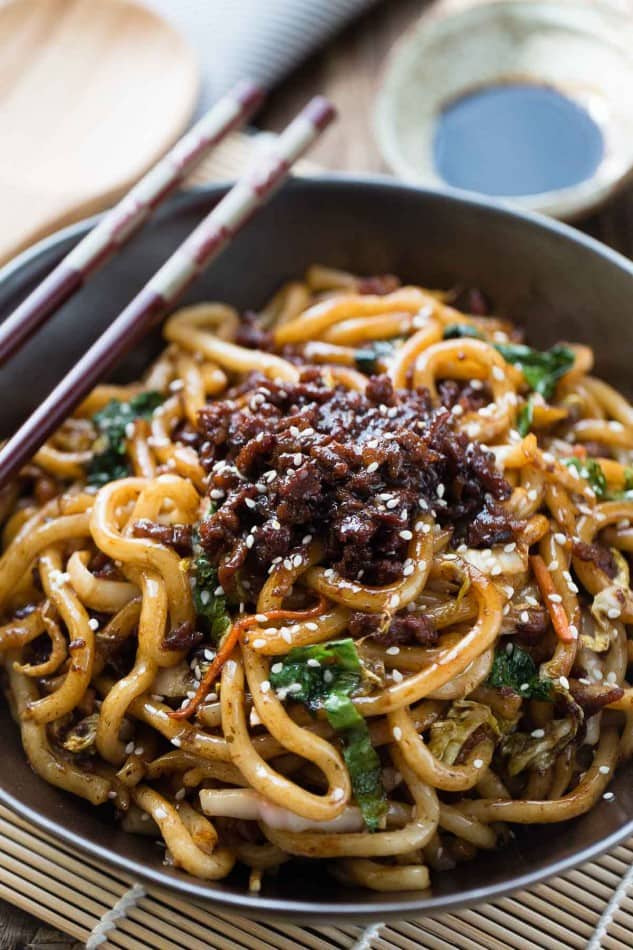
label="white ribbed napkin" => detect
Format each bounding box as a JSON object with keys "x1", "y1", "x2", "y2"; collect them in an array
[{"x1": 144, "y1": 0, "x2": 378, "y2": 113}]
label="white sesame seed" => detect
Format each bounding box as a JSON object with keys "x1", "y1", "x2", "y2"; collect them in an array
[
  {"x1": 88, "y1": 618, "x2": 99, "y2": 631},
  {"x1": 307, "y1": 658, "x2": 321, "y2": 668},
  {"x1": 399, "y1": 529, "x2": 413, "y2": 541},
  {"x1": 367, "y1": 461, "x2": 379, "y2": 473},
  {"x1": 134, "y1": 746, "x2": 144, "y2": 756},
  {"x1": 492, "y1": 366, "x2": 504, "y2": 381},
  {"x1": 281, "y1": 629, "x2": 292, "y2": 644},
  {"x1": 124, "y1": 741, "x2": 135, "y2": 755},
  {"x1": 548, "y1": 593, "x2": 563, "y2": 604},
  {"x1": 252, "y1": 638, "x2": 266, "y2": 649},
  {"x1": 548, "y1": 560, "x2": 559, "y2": 571},
  {"x1": 520, "y1": 611, "x2": 529, "y2": 623},
  {"x1": 599, "y1": 765, "x2": 611, "y2": 775},
  {"x1": 388, "y1": 594, "x2": 400, "y2": 609},
  {"x1": 403, "y1": 563, "x2": 414, "y2": 576},
  {"x1": 213, "y1": 585, "x2": 223, "y2": 597},
  {"x1": 559, "y1": 676, "x2": 570, "y2": 690},
  {"x1": 606, "y1": 671, "x2": 618, "y2": 684},
  {"x1": 520, "y1": 683, "x2": 530, "y2": 691},
  {"x1": 491, "y1": 565, "x2": 502, "y2": 576},
  {"x1": 531, "y1": 729, "x2": 545, "y2": 739},
  {"x1": 260, "y1": 680, "x2": 271, "y2": 694},
  {"x1": 305, "y1": 621, "x2": 319, "y2": 631},
  {"x1": 386, "y1": 646, "x2": 400, "y2": 655},
  {"x1": 386, "y1": 498, "x2": 399, "y2": 509},
  {"x1": 568, "y1": 624, "x2": 579, "y2": 639},
  {"x1": 554, "y1": 532, "x2": 567, "y2": 546},
  {"x1": 436, "y1": 484, "x2": 445, "y2": 499},
  {"x1": 302, "y1": 534, "x2": 313, "y2": 545},
  {"x1": 504, "y1": 542, "x2": 516, "y2": 553},
  {"x1": 473, "y1": 758, "x2": 484, "y2": 768},
  {"x1": 171, "y1": 737, "x2": 182, "y2": 748},
  {"x1": 332, "y1": 787, "x2": 345, "y2": 802},
  {"x1": 607, "y1": 607, "x2": 621, "y2": 619},
  {"x1": 527, "y1": 489, "x2": 538, "y2": 501},
  {"x1": 603, "y1": 791, "x2": 615, "y2": 801},
  {"x1": 451, "y1": 404, "x2": 464, "y2": 416},
  {"x1": 392, "y1": 669, "x2": 404, "y2": 683},
  {"x1": 392, "y1": 727, "x2": 403, "y2": 741},
  {"x1": 107, "y1": 790, "x2": 118, "y2": 800}
]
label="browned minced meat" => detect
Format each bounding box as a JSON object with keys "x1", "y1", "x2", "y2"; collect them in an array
[
  {"x1": 357, "y1": 274, "x2": 401, "y2": 296},
  {"x1": 88, "y1": 551, "x2": 118, "y2": 579},
  {"x1": 163, "y1": 621, "x2": 204, "y2": 652},
  {"x1": 234, "y1": 311, "x2": 274, "y2": 351},
  {"x1": 383, "y1": 613, "x2": 438, "y2": 646},
  {"x1": 572, "y1": 539, "x2": 617, "y2": 579},
  {"x1": 348, "y1": 611, "x2": 383, "y2": 639},
  {"x1": 132, "y1": 519, "x2": 193, "y2": 556},
  {"x1": 195, "y1": 370, "x2": 517, "y2": 596},
  {"x1": 438, "y1": 379, "x2": 491, "y2": 415},
  {"x1": 569, "y1": 678, "x2": 623, "y2": 717},
  {"x1": 467, "y1": 498, "x2": 520, "y2": 548},
  {"x1": 348, "y1": 610, "x2": 437, "y2": 646},
  {"x1": 514, "y1": 607, "x2": 549, "y2": 643}
]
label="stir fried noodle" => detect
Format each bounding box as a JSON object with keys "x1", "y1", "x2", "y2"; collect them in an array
[{"x1": 2, "y1": 266, "x2": 632, "y2": 892}]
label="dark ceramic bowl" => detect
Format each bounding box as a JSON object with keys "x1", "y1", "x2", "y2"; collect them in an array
[{"x1": 2, "y1": 177, "x2": 633, "y2": 921}]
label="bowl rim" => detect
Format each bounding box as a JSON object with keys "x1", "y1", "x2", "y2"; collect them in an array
[{"x1": 2, "y1": 173, "x2": 633, "y2": 920}]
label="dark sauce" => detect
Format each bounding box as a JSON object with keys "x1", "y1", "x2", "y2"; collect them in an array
[{"x1": 433, "y1": 82, "x2": 604, "y2": 196}]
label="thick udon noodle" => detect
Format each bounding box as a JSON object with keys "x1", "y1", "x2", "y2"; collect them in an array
[{"x1": 1, "y1": 265, "x2": 632, "y2": 893}]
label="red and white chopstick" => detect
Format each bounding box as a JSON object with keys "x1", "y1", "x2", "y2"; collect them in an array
[
  {"x1": 0, "y1": 96, "x2": 336, "y2": 488},
  {"x1": 0, "y1": 79, "x2": 264, "y2": 367}
]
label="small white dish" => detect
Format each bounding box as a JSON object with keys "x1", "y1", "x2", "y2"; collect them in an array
[{"x1": 375, "y1": 0, "x2": 633, "y2": 219}]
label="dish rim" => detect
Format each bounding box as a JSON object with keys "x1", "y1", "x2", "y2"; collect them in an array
[{"x1": 2, "y1": 173, "x2": 633, "y2": 920}]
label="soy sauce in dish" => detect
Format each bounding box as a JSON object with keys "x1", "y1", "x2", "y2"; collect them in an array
[{"x1": 433, "y1": 82, "x2": 604, "y2": 197}]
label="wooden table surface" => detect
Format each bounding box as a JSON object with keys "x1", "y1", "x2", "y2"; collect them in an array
[{"x1": 4, "y1": 0, "x2": 633, "y2": 946}]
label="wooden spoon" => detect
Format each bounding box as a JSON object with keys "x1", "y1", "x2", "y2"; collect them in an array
[{"x1": 0, "y1": 0, "x2": 198, "y2": 265}]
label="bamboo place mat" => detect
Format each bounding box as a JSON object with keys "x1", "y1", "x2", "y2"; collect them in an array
[
  {"x1": 4, "y1": 135, "x2": 633, "y2": 949},
  {"x1": 2, "y1": 800, "x2": 633, "y2": 950}
]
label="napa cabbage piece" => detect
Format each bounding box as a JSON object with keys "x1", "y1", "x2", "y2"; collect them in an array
[
  {"x1": 442, "y1": 331, "x2": 575, "y2": 402},
  {"x1": 487, "y1": 643, "x2": 553, "y2": 701},
  {"x1": 87, "y1": 391, "x2": 164, "y2": 486},
  {"x1": 190, "y1": 527, "x2": 231, "y2": 645},
  {"x1": 494, "y1": 343, "x2": 574, "y2": 400},
  {"x1": 517, "y1": 396, "x2": 535, "y2": 437},
  {"x1": 62, "y1": 712, "x2": 99, "y2": 754},
  {"x1": 354, "y1": 339, "x2": 401, "y2": 374},
  {"x1": 268, "y1": 638, "x2": 386, "y2": 831},
  {"x1": 500, "y1": 719, "x2": 577, "y2": 776},
  {"x1": 443, "y1": 323, "x2": 485, "y2": 341},
  {"x1": 564, "y1": 457, "x2": 608, "y2": 498},
  {"x1": 428, "y1": 700, "x2": 500, "y2": 766}
]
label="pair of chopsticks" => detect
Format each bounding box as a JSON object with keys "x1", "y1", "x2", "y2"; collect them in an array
[{"x1": 0, "y1": 86, "x2": 335, "y2": 488}]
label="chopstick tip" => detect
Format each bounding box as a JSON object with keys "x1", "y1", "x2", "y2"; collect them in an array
[
  {"x1": 304, "y1": 95, "x2": 337, "y2": 131},
  {"x1": 234, "y1": 79, "x2": 266, "y2": 111}
]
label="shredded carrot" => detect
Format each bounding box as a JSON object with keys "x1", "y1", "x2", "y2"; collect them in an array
[
  {"x1": 530, "y1": 554, "x2": 574, "y2": 643},
  {"x1": 570, "y1": 444, "x2": 588, "y2": 459},
  {"x1": 170, "y1": 596, "x2": 327, "y2": 721}
]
